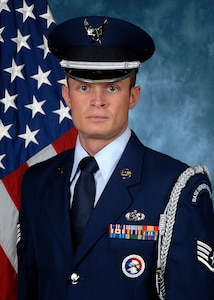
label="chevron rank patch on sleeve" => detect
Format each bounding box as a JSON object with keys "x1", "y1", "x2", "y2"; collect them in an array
[
  {"x1": 196, "y1": 239, "x2": 214, "y2": 272},
  {"x1": 17, "y1": 223, "x2": 21, "y2": 245}
]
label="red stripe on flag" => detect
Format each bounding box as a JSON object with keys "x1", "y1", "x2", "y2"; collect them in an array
[
  {"x1": 0, "y1": 246, "x2": 17, "y2": 300},
  {"x1": 52, "y1": 127, "x2": 78, "y2": 154},
  {"x1": 2, "y1": 163, "x2": 29, "y2": 211}
]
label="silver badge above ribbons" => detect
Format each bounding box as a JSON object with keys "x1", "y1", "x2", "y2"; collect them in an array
[{"x1": 125, "y1": 210, "x2": 145, "y2": 222}]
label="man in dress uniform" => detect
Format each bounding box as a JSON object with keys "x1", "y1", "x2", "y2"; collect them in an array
[{"x1": 17, "y1": 16, "x2": 214, "y2": 299}]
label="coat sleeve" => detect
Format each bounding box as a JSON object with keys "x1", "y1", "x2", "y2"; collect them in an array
[
  {"x1": 17, "y1": 173, "x2": 39, "y2": 300},
  {"x1": 164, "y1": 170, "x2": 214, "y2": 299}
]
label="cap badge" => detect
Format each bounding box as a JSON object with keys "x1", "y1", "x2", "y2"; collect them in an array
[
  {"x1": 125, "y1": 210, "x2": 145, "y2": 222},
  {"x1": 122, "y1": 254, "x2": 145, "y2": 278},
  {"x1": 84, "y1": 18, "x2": 108, "y2": 44}
]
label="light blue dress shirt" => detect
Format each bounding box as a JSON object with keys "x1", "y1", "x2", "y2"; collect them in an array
[{"x1": 70, "y1": 127, "x2": 131, "y2": 206}]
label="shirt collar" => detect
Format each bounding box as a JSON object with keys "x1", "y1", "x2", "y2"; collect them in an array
[
  {"x1": 94, "y1": 128, "x2": 131, "y2": 182},
  {"x1": 70, "y1": 127, "x2": 131, "y2": 182}
]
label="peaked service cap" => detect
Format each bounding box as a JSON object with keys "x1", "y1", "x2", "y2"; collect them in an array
[{"x1": 48, "y1": 16, "x2": 155, "y2": 82}]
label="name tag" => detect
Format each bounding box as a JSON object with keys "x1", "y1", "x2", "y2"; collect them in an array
[{"x1": 109, "y1": 224, "x2": 159, "y2": 241}]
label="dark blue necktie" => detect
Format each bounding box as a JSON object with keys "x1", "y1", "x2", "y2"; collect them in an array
[{"x1": 71, "y1": 156, "x2": 99, "y2": 250}]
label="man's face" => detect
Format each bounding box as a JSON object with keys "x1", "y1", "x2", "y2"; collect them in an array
[{"x1": 62, "y1": 76, "x2": 140, "y2": 146}]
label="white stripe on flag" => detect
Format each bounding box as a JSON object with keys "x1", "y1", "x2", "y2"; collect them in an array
[
  {"x1": 0, "y1": 181, "x2": 19, "y2": 272},
  {"x1": 27, "y1": 143, "x2": 57, "y2": 167}
]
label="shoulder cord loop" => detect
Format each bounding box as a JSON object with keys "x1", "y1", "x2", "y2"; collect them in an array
[{"x1": 156, "y1": 164, "x2": 210, "y2": 300}]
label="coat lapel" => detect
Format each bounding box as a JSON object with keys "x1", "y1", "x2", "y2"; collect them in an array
[
  {"x1": 45, "y1": 150, "x2": 74, "y2": 257},
  {"x1": 71, "y1": 132, "x2": 146, "y2": 268}
]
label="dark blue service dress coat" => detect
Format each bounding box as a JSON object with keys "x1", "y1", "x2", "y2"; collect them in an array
[{"x1": 17, "y1": 132, "x2": 214, "y2": 299}]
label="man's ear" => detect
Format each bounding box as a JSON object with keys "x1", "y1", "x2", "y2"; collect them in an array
[
  {"x1": 129, "y1": 86, "x2": 141, "y2": 109},
  {"x1": 62, "y1": 84, "x2": 71, "y2": 108}
]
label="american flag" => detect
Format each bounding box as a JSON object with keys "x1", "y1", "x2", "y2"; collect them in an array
[{"x1": 0, "y1": 0, "x2": 77, "y2": 298}]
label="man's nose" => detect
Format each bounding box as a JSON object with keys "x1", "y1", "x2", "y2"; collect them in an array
[{"x1": 90, "y1": 88, "x2": 106, "y2": 107}]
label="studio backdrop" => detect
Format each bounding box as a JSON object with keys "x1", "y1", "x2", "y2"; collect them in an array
[{"x1": 49, "y1": 0, "x2": 214, "y2": 195}]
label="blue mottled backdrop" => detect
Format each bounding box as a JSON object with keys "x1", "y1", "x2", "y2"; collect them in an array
[{"x1": 49, "y1": 0, "x2": 214, "y2": 196}]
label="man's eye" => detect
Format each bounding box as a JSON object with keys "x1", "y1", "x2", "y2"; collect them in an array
[
  {"x1": 108, "y1": 85, "x2": 117, "y2": 92},
  {"x1": 80, "y1": 85, "x2": 89, "y2": 91}
]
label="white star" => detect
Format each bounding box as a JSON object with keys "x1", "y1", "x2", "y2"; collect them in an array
[
  {"x1": 0, "y1": 89, "x2": 18, "y2": 113},
  {"x1": 4, "y1": 59, "x2": 25, "y2": 82},
  {"x1": 53, "y1": 101, "x2": 72, "y2": 123},
  {"x1": 0, "y1": 0, "x2": 10, "y2": 13},
  {"x1": 25, "y1": 95, "x2": 46, "y2": 118},
  {"x1": 16, "y1": 2, "x2": 35, "y2": 22},
  {"x1": 39, "y1": 6, "x2": 55, "y2": 28},
  {"x1": 0, "y1": 27, "x2": 5, "y2": 43},
  {"x1": 11, "y1": 29, "x2": 31, "y2": 52},
  {"x1": 37, "y1": 35, "x2": 50, "y2": 59},
  {"x1": 31, "y1": 66, "x2": 51, "y2": 89},
  {"x1": 18, "y1": 125, "x2": 40, "y2": 148},
  {"x1": 0, "y1": 154, "x2": 6, "y2": 169},
  {"x1": 0, "y1": 120, "x2": 12, "y2": 140},
  {"x1": 58, "y1": 78, "x2": 66, "y2": 86}
]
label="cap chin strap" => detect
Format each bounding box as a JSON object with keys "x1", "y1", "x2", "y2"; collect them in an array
[
  {"x1": 156, "y1": 164, "x2": 210, "y2": 300},
  {"x1": 60, "y1": 60, "x2": 141, "y2": 70}
]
